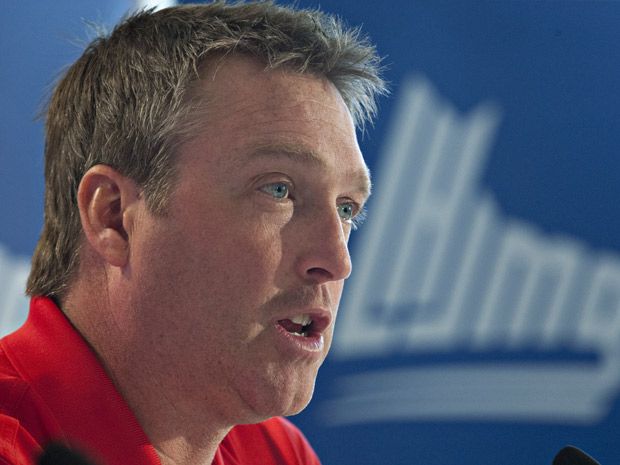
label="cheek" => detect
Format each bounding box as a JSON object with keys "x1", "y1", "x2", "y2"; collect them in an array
[
  {"x1": 134, "y1": 201, "x2": 290, "y2": 331},
  {"x1": 175, "y1": 217, "x2": 285, "y2": 303}
]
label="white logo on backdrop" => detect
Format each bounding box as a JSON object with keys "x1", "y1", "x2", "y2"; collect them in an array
[
  {"x1": 0, "y1": 245, "x2": 30, "y2": 336},
  {"x1": 324, "y1": 76, "x2": 620, "y2": 425}
]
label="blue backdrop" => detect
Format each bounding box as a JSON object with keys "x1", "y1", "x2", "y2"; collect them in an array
[{"x1": 2, "y1": 2, "x2": 619, "y2": 464}]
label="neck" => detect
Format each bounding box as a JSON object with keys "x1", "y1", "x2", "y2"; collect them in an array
[
  {"x1": 114, "y1": 363, "x2": 233, "y2": 465},
  {"x1": 62, "y1": 282, "x2": 234, "y2": 465}
]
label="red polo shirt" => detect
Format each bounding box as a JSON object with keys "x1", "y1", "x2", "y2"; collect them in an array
[{"x1": 0, "y1": 297, "x2": 321, "y2": 465}]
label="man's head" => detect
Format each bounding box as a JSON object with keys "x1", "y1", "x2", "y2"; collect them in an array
[
  {"x1": 27, "y1": 1, "x2": 384, "y2": 426},
  {"x1": 27, "y1": 1, "x2": 384, "y2": 300}
]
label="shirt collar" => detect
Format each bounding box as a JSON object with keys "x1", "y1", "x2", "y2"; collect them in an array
[{"x1": 3, "y1": 296, "x2": 161, "y2": 465}]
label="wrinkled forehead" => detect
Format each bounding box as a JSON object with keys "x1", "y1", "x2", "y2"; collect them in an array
[
  {"x1": 180, "y1": 54, "x2": 356, "y2": 138},
  {"x1": 222, "y1": 59, "x2": 347, "y2": 118}
]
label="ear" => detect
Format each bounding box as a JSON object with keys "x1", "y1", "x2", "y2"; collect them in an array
[{"x1": 77, "y1": 165, "x2": 141, "y2": 267}]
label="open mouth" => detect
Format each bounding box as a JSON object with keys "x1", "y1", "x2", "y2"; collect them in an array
[{"x1": 277, "y1": 314, "x2": 313, "y2": 337}]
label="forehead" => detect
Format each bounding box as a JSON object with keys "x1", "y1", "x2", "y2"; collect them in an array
[
  {"x1": 200, "y1": 56, "x2": 344, "y2": 122},
  {"x1": 180, "y1": 55, "x2": 368, "y2": 181}
]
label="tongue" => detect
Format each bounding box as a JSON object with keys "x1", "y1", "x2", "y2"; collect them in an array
[{"x1": 278, "y1": 319, "x2": 304, "y2": 333}]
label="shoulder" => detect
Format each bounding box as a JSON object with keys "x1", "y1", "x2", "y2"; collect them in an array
[
  {"x1": 0, "y1": 344, "x2": 49, "y2": 465},
  {"x1": 0, "y1": 342, "x2": 30, "y2": 418},
  {"x1": 219, "y1": 417, "x2": 321, "y2": 465}
]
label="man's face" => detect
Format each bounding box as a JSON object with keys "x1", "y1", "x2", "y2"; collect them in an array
[{"x1": 128, "y1": 56, "x2": 370, "y2": 425}]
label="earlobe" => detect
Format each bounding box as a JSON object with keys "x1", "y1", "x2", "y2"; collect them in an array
[{"x1": 77, "y1": 165, "x2": 140, "y2": 267}]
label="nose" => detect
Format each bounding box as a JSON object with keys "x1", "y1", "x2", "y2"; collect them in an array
[{"x1": 294, "y1": 208, "x2": 352, "y2": 285}]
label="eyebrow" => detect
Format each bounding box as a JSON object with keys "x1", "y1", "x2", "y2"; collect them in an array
[{"x1": 234, "y1": 142, "x2": 372, "y2": 199}]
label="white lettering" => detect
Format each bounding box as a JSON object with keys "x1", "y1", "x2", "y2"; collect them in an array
[
  {"x1": 577, "y1": 257, "x2": 620, "y2": 351},
  {"x1": 329, "y1": 75, "x2": 620, "y2": 424},
  {"x1": 0, "y1": 244, "x2": 30, "y2": 336}
]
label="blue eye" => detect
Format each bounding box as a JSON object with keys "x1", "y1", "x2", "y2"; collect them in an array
[
  {"x1": 261, "y1": 182, "x2": 290, "y2": 199},
  {"x1": 338, "y1": 203, "x2": 367, "y2": 230},
  {"x1": 337, "y1": 203, "x2": 355, "y2": 221}
]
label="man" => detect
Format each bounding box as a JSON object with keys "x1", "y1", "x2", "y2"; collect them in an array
[{"x1": 0, "y1": 2, "x2": 384, "y2": 465}]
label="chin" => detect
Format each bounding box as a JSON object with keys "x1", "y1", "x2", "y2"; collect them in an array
[
  {"x1": 282, "y1": 389, "x2": 314, "y2": 417},
  {"x1": 242, "y1": 377, "x2": 316, "y2": 423},
  {"x1": 280, "y1": 371, "x2": 319, "y2": 416}
]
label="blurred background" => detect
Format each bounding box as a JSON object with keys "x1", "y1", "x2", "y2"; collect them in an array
[{"x1": 2, "y1": 1, "x2": 619, "y2": 464}]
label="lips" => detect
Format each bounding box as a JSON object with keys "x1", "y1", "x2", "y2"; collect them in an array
[
  {"x1": 278, "y1": 314, "x2": 312, "y2": 336},
  {"x1": 274, "y1": 310, "x2": 331, "y2": 356},
  {"x1": 276, "y1": 311, "x2": 330, "y2": 338}
]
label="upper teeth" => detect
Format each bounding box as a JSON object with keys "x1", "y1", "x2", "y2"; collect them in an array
[{"x1": 290, "y1": 314, "x2": 312, "y2": 326}]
